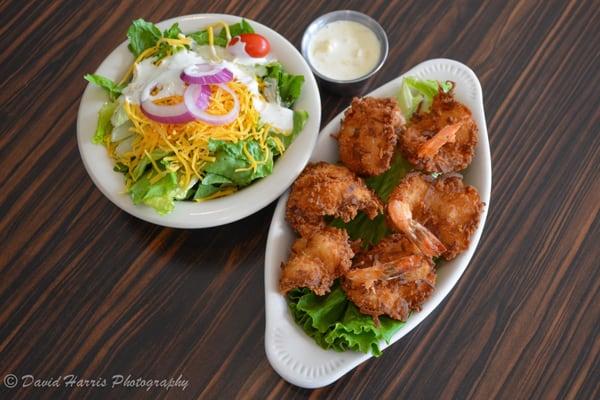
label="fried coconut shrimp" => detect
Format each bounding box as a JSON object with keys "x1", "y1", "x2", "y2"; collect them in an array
[
  {"x1": 342, "y1": 234, "x2": 436, "y2": 322},
  {"x1": 279, "y1": 227, "x2": 354, "y2": 295},
  {"x1": 387, "y1": 172, "x2": 483, "y2": 260},
  {"x1": 286, "y1": 162, "x2": 383, "y2": 236},
  {"x1": 399, "y1": 90, "x2": 478, "y2": 173},
  {"x1": 337, "y1": 97, "x2": 405, "y2": 176}
]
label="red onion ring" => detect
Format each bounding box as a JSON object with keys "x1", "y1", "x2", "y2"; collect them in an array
[
  {"x1": 191, "y1": 84, "x2": 211, "y2": 110},
  {"x1": 180, "y1": 64, "x2": 234, "y2": 85},
  {"x1": 140, "y1": 80, "x2": 195, "y2": 124},
  {"x1": 184, "y1": 84, "x2": 239, "y2": 126},
  {"x1": 140, "y1": 80, "x2": 213, "y2": 124}
]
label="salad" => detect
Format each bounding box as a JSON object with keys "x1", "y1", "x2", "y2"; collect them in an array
[{"x1": 85, "y1": 19, "x2": 308, "y2": 214}]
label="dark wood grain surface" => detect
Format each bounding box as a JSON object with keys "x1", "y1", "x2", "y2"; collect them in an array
[{"x1": 1, "y1": 0, "x2": 599, "y2": 398}]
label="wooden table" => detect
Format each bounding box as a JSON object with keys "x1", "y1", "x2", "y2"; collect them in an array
[{"x1": 1, "y1": 0, "x2": 599, "y2": 398}]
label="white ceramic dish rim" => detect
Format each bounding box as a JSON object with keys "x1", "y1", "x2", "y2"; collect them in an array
[
  {"x1": 264, "y1": 58, "x2": 492, "y2": 388},
  {"x1": 76, "y1": 14, "x2": 321, "y2": 228}
]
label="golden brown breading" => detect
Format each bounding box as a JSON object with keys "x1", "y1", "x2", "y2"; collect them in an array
[
  {"x1": 285, "y1": 162, "x2": 383, "y2": 236},
  {"x1": 399, "y1": 90, "x2": 478, "y2": 173},
  {"x1": 342, "y1": 234, "x2": 436, "y2": 322},
  {"x1": 387, "y1": 172, "x2": 483, "y2": 260},
  {"x1": 337, "y1": 97, "x2": 404, "y2": 176},
  {"x1": 279, "y1": 227, "x2": 354, "y2": 295}
]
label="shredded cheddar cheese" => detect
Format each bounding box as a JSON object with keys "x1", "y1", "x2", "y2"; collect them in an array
[{"x1": 115, "y1": 80, "x2": 276, "y2": 194}]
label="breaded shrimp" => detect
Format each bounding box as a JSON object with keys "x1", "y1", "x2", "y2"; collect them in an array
[
  {"x1": 279, "y1": 227, "x2": 354, "y2": 295},
  {"x1": 387, "y1": 172, "x2": 483, "y2": 260},
  {"x1": 342, "y1": 234, "x2": 436, "y2": 322},
  {"x1": 399, "y1": 90, "x2": 478, "y2": 173},
  {"x1": 286, "y1": 162, "x2": 383, "y2": 236},
  {"x1": 337, "y1": 97, "x2": 405, "y2": 176}
]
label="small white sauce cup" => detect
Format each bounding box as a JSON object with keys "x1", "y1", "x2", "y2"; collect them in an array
[{"x1": 301, "y1": 10, "x2": 389, "y2": 96}]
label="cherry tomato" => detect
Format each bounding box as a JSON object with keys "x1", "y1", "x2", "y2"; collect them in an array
[{"x1": 228, "y1": 33, "x2": 270, "y2": 58}]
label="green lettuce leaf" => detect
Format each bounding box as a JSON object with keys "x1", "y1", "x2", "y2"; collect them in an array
[
  {"x1": 261, "y1": 62, "x2": 305, "y2": 108},
  {"x1": 131, "y1": 149, "x2": 171, "y2": 181},
  {"x1": 84, "y1": 74, "x2": 125, "y2": 101},
  {"x1": 291, "y1": 110, "x2": 309, "y2": 138},
  {"x1": 92, "y1": 101, "x2": 117, "y2": 144},
  {"x1": 155, "y1": 22, "x2": 185, "y2": 60},
  {"x1": 205, "y1": 138, "x2": 273, "y2": 186},
  {"x1": 193, "y1": 173, "x2": 233, "y2": 200},
  {"x1": 227, "y1": 19, "x2": 255, "y2": 37},
  {"x1": 127, "y1": 19, "x2": 162, "y2": 57},
  {"x1": 129, "y1": 170, "x2": 179, "y2": 214},
  {"x1": 126, "y1": 19, "x2": 187, "y2": 60},
  {"x1": 189, "y1": 31, "x2": 227, "y2": 47},
  {"x1": 193, "y1": 183, "x2": 219, "y2": 200},
  {"x1": 288, "y1": 285, "x2": 405, "y2": 356},
  {"x1": 396, "y1": 77, "x2": 454, "y2": 119},
  {"x1": 202, "y1": 173, "x2": 233, "y2": 185},
  {"x1": 189, "y1": 19, "x2": 254, "y2": 47},
  {"x1": 195, "y1": 111, "x2": 307, "y2": 199},
  {"x1": 162, "y1": 22, "x2": 182, "y2": 39}
]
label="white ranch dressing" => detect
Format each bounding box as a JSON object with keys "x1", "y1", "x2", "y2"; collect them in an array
[{"x1": 308, "y1": 20, "x2": 381, "y2": 81}]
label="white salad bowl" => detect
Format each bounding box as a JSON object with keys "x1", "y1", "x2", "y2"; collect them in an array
[
  {"x1": 264, "y1": 59, "x2": 491, "y2": 388},
  {"x1": 77, "y1": 14, "x2": 321, "y2": 228}
]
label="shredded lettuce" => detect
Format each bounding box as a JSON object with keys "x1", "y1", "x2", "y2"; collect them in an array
[
  {"x1": 92, "y1": 101, "x2": 117, "y2": 144},
  {"x1": 288, "y1": 284, "x2": 405, "y2": 356},
  {"x1": 397, "y1": 77, "x2": 453, "y2": 119},
  {"x1": 84, "y1": 74, "x2": 125, "y2": 101},
  {"x1": 189, "y1": 19, "x2": 254, "y2": 47}
]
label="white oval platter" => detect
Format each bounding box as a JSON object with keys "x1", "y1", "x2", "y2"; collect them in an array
[{"x1": 264, "y1": 58, "x2": 491, "y2": 388}]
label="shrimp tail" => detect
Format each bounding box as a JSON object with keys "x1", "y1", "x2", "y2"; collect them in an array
[
  {"x1": 387, "y1": 199, "x2": 446, "y2": 258},
  {"x1": 417, "y1": 122, "x2": 461, "y2": 158},
  {"x1": 410, "y1": 221, "x2": 446, "y2": 258}
]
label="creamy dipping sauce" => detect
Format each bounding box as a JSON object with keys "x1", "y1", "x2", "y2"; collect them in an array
[{"x1": 308, "y1": 20, "x2": 381, "y2": 81}]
